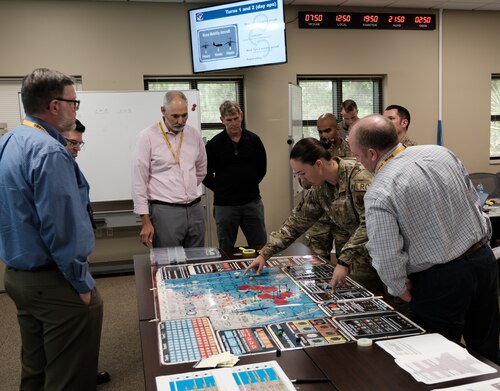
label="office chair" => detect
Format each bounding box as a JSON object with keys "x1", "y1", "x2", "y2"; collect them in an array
[{"x1": 469, "y1": 172, "x2": 500, "y2": 198}]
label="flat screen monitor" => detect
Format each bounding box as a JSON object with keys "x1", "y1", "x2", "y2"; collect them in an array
[{"x1": 188, "y1": 0, "x2": 287, "y2": 73}]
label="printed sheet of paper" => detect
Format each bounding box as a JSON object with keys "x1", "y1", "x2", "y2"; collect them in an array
[
  {"x1": 432, "y1": 377, "x2": 500, "y2": 391},
  {"x1": 156, "y1": 360, "x2": 295, "y2": 391},
  {"x1": 376, "y1": 334, "x2": 496, "y2": 384}
]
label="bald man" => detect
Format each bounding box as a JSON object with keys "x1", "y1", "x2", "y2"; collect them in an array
[{"x1": 349, "y1": 114, "x2": 499, "y2": 364}]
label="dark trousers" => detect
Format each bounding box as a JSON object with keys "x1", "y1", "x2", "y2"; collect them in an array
[
  {"x1": 409, "y1": 245, "x2": 500, "y2": 364},
  {"x1": 150, "y1": 202, "x2": 205, "y2": 248},
  {"x1": 5, "y1": 267, "x2": 103, "y2": 391},
  {"x1": 214, "y1": 198, "x2": 267, "y2": 249}
]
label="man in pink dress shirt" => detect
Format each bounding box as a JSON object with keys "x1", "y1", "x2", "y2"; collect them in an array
[{"x1": 132, "y1": 91, "x2": 207, "y2": 248}]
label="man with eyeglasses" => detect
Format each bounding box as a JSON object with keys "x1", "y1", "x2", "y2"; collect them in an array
[
  {"x1": 63, "y1": 118, "x2": 85, "y2": 158},
  {"x1": 0, "y1": 68, "x2": 103, "y2": 391},
  {"x1": 63, "y1": 119, "x2": 95, "y2": 230},
  {"x1": 63, "y1": 119, "x2": 111, "y2": 385}
]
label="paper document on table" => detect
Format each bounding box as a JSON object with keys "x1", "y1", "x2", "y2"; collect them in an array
[
  {"x1": 432, "y1": 377, "x2": 500, "y2": 390},
  {"x1": 376, "y1": 333, "x2": 463, "y2": 357},
  {"x1": 376, "y1": 334, "x2": 496, "y2": 385},
  {"x1": 156, "y1": 360, "x2": 295, "y2": 391}
]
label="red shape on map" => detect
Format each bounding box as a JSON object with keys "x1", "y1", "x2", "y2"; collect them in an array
[{"x1": 238, "y1": 285, "x2": 294, "y2": 305}]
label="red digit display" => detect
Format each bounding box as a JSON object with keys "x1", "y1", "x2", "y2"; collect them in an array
[
  {"x1": 415, "y1": 16, "x2": 431, "y2": 24},
  {"x1": 363, "y1": 15, "x2": 379, "y2": 23},
  {"x1": 298, "y1": 11, "x2": 435, "y2": 30},
  {"x1": 336, "y1": 14, "x2": 351, "y2": 22}
]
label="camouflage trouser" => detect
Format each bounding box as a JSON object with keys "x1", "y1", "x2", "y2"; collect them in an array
[
  {"x1": 349, "y1": 260, "x2": 410, "y2": 310},
  {"x1": 350, "y1": 258, "x2": 385, "y2": 296},
  {"x1": 304, "y1": 217, "x2": 384, "y2": 296}
]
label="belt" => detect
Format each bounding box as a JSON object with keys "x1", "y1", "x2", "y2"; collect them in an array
[
  {"x1": 7, "y1": 263, "x2": 58, "y2": 272},
  {"x1": 411, "y1": 237, "x2": 489, "y2": 277},
  {"x1": 464, "y1": 237, "x2": 489, "y2": 257},
  {"x1": 150, "y1": 197, "x2": 201, "y2": 208}
]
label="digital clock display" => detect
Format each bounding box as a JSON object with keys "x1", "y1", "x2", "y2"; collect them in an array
[{"x1": 298, "y1": 12, "x2": 436, "y2": 30}]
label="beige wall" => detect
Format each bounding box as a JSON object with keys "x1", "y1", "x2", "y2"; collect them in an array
[
  {"x1": 1, "y1": 1, "x2": 499, "y2": 259},
  {"x1": 442, "y1": 10, "x2": 500, "y2": 171}
]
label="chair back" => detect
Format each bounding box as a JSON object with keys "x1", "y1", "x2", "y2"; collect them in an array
[{"x1": 469, "y1": 172, "x2": 500, "y2": 198}]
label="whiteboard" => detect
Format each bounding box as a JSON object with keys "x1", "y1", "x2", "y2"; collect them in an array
[{"x1": 20, "y1": 90, "x2": 201, "y2": 202}]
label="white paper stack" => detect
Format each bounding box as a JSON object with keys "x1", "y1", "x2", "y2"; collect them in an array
[{"x1": 376, "y1": 334, "x2": 497, "y2": 385}]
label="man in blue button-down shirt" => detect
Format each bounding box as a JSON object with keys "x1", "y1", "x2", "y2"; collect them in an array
[{"x1": 0, "y1": 68, "x2": 103, "y2": 391}]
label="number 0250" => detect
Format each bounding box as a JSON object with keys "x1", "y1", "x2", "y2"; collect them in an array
[{"x1": 414, "y1": 16, "x2": 431, "y2": 24}]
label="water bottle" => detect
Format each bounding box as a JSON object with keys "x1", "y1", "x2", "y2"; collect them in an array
[{"x1": 476, "y1": 183, "x2": 488, "y2": 206}]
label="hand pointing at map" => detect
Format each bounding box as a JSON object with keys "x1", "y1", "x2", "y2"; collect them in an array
[{"x1": 244, "y1": 254, "x2": 266, "y2": 276}]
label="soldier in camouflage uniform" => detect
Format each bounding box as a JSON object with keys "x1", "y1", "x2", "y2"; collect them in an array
[
  {"x1": 340, "y1": 99, "x2": 360, "y2": 139},
  {"x1": 246, "y1": 137, "x2": 384, "y2": 294},
  {"x1": 317, "y1": 113, "x2": 354, "y2": 159},
  {"x1": 383, "y1": 105, "x2": 416, "y2": 316},
  {"x1": 399, "y1": 134, "x2": 417, "y2": 147},
  {"x1": 384, "y1": 105, "x2": 417, "y2": 146},
  {"x1": 302, "y1": 113, "x2": 355, "y2": 257}
]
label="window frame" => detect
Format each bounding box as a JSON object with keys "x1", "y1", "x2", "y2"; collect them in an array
[
  {"x1": 297, "y1": 75, "x2": 384, "y2": 137},
  {"x1": 491, "y1": 74, "x2": 500, "y2": 161}
]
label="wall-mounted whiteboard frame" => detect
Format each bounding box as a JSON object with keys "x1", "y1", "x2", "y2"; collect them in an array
[
  {"x1": 19, "y1": 90, "x2": 201, "y2": 202},
  {"x1": 288, "y1": 83, "x2": 303, "y2": 211}
]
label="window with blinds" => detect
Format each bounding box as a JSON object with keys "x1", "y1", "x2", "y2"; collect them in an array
[
  {"x1": 144, "y1": 77, "x2": 244, "y2": 141},
  {"x1": 297, "y1": 76, "x2": 383, "y2": 138},
  {"x1": 490, "y1": 75, "x2": 500, "y2": 160},
  {"x1": 0, "y1": 77, "x2": 83, "y2": 133}
]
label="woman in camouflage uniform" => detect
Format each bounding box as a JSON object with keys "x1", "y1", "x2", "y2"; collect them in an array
[{"x1": 246, "y1": 137, "x2": 383, "y2": 293}]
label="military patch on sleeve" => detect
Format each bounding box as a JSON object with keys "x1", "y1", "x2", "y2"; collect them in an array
[{"x1": 354, "y1": 182, "x2": 370, "y2": 192}]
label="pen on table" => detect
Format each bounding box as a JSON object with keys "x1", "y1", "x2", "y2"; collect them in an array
[{"x1": 290, "y1": 378, "x2": 331, "y2": 384}]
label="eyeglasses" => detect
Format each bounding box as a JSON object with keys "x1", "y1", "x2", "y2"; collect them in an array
[
  {"x1": 55, "y1": 97, "x2": 80, "y2": 110},
  {"x1": 64, "y1": 137, "x2": 85, "y2": 148}
]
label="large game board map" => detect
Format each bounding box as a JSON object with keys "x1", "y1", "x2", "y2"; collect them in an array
[
  {"x1": 153, "y1": 255, "x2": 425, "y2": 365},
  {"x1": 156, "y1": 267, "x2": 326, "y2": 330}
]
